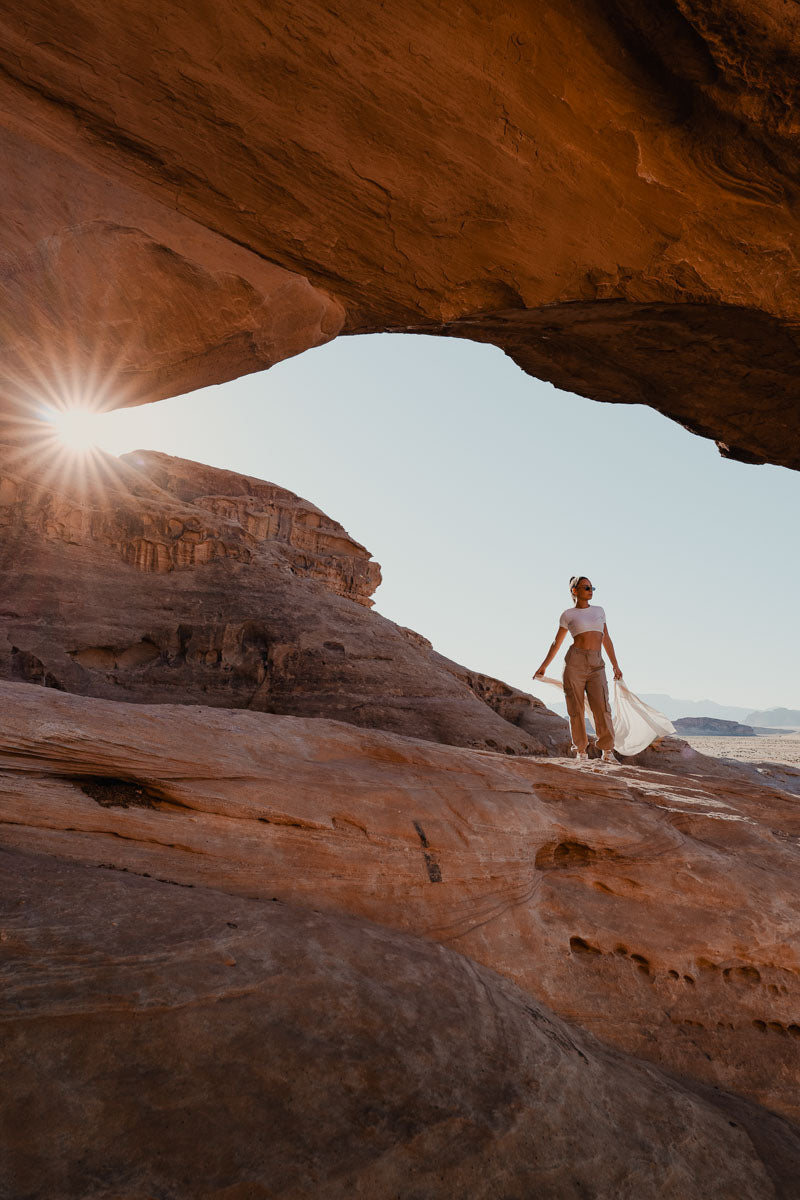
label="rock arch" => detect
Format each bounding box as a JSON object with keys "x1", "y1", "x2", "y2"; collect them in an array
[{"x1": 0, "y1": 1, "x2": 799, "y2": 464}]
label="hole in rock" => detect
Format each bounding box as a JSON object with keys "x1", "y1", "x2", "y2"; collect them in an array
[
  {"x1": 71, "y1": 640, "x2": 161, "y2": 671},
  {"x1": 535, "y1": 841, "x2": 598, "y2": 870},
  {"x1": 117, "y1": 640, "x2": 161, "y2": 668},
  {"x1": 71, "y1": 646, "x2": 117, "y2": 670},
  {"x1": 735, "y1": 966, "x2": 761, "y2": 985},
  {"x1": 11, "y1": 648, "x2": 64, "y2": 690},
  {"x1": 555, "y1": 841, "x2": 596, "y2": 867},
  {"x1": 78, "y1": 331, "x2": 800, "y2": 739},
  {"x1": 570, "y1": 936, "x2": 602, "y2": 956},
  {"x1": 74, "y1": 777, "x2": 180, "y2": 810}
]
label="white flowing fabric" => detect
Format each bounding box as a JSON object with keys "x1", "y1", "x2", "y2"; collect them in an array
[
  {"x1": 611, "y1": 679, "x2": 675, "y2": 754},
  {"x1": 537, "y1": 676, "x2": 674, "y2": 755}
]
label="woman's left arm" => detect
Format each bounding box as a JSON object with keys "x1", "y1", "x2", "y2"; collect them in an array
[{"x1": 602, "y1": 625, "x2": 623, "y2": 680}]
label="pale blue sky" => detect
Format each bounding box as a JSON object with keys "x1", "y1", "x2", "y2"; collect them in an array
[{"x1": 87, "y1": 333, "x2": 799, "y2": 711}]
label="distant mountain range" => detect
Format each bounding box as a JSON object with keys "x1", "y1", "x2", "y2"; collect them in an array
[
  {"x1": 638, "y1": 695, "x2": 754, "y2": 722},
  {"x1": 745, "y1": 707, "x2": 800, "y2": 728},
  {"x1": 541, "y1": 691, "x2": 800, "y2": 729},
  {"x1": 638, "y1": 697, "x2": 800, "y2": 728}
]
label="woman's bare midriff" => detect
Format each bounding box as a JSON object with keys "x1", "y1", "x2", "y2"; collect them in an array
[{"x1": 571, "y1": 631, "x2": 604, "y2": 650}]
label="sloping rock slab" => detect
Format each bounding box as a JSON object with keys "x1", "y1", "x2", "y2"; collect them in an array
[
  {"x1": 3, "y1": 846, "x2": 799, "y2": 1200},
  {"x1": 2, "y1": 681, "x2": 800, "y2": 1126}
]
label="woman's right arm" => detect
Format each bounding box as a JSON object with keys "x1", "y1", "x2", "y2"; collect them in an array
[{"x1": 534, "y1": 626, "x2": 567, "y2": 677}]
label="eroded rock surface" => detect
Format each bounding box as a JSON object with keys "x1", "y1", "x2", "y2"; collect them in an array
[
  {"x1": 5, "y1": 846, "x2": 799, "y2": 1200},
  {"x1": 3, "y1": 680, "x2": 800, "y2": 1131},
  {"x1": 0, "y1": 444, "x2": 568, "y2": 754},
  {"x1": 1, "y1": 3, "x2": 800, "y2": 464},
  {"x1": 1, "y1": 445, "x2": 379, "y2": 598}
]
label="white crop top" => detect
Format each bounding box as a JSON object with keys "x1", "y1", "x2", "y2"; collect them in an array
[{"x1": 559, "y1": 604, "x2": 606, "y2": 637}]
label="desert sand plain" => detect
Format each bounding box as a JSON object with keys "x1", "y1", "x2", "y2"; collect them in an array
[{"x1": 684, "y1": 733, "x2": 800, "y2": 767}]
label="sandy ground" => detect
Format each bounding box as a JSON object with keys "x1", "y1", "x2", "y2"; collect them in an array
[{"x1": 684, "y1": 733, "x2": 800, "y2": 767}]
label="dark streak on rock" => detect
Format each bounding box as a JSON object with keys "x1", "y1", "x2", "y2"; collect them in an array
[
  {"x1": 524, "y1": 1004, "x2": 589, "y2": 1062},
  {"x1": 96, "y1": 862, "x2": 194, "y2": 888},
  {"x1": 413, "y1": 820, "x2": 442, "y2": 883}
]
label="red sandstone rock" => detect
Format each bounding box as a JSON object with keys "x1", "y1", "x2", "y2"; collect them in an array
[
  {"x1": 2, "y1": 680, "x2": 800, "y2": 1129},
  {"x1": 0, "y1": 443, "x2": 568, "y2": 753},
  {"x1": 1, "y1": 4, "x2": 799, "y2": 465},
  {"x1": 0, "y1": 119, "x2": 344, "y2": 419},
  {"x1": 4, "y1": 846, "x2": 797, "y2": 1200},
  {"x1": 2, "y1": 6, "x2": 799, "y2": 1189},
  {"x1": 0, "y1": 444, "x2": 378, "y2": 595}
]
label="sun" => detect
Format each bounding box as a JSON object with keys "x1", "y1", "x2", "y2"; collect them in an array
[{"x1": 44, "y1": 405, "x2": 104, "y2": 452}]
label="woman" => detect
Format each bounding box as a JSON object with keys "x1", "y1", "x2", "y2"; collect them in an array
[{"x1": 534, "y1": 575, "x2": 622, "y2": 764}]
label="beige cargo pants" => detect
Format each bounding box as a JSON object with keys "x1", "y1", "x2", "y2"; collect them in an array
[{"x1": 563, "y1": 646, "x2": 615, "y2": 752}]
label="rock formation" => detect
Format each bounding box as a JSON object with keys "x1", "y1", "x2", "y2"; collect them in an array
[
  {"x1": 0, "y1": 442, "x2": 568, "y2": 754},
  {"x1": 674, "y1": 716, "x2": 756, "y2": 736},
  {"x1": 3, "y1": 5, "x2": 800, "y2": 1192},
  {"x1": 1, "y1": 444, "x2": 380, "y2": 601},
  {"x1": 1, "y1": 3, "x2": 800, "y2": 466},
  {"x1": 3, "y1": 680, "x2": 800, "y2": 1135},
  {"x1": 3, "y1": 440, "x2": 800, "y2": 1191},
  {"x1": 6, "y1": 845, "x2": 800, "y2": 1200}
]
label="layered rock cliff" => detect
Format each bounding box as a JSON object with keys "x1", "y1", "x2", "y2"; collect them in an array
[
  {"x1": 1, "y1": 2, "x2": 800, "y2": 466},
  {"x1": 0, "y1": 445, "x2": 380, "y2": 601},
  {"x1": 0, "y1": 442, "x2": 568, "y2": 754}
]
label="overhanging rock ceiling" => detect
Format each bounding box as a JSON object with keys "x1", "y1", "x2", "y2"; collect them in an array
[{"x1": 1, "y1": 0, "x2": 798, "y2": 466}]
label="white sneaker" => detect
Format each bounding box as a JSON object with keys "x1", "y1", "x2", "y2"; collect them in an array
[
  {"x1": 601, "y1": 751, "x2": 618, "y2": 765},
  {"x1": 574, "y1": 751, "x2": 589, "y2": 766}
]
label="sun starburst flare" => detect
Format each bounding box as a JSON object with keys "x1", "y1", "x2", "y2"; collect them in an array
[
  {"x1": 43, "y1": 404, "x2": 105, "y2": 452},
  {"x1": 0, "y1": 361, "x2": 145, "y2": 508}
]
